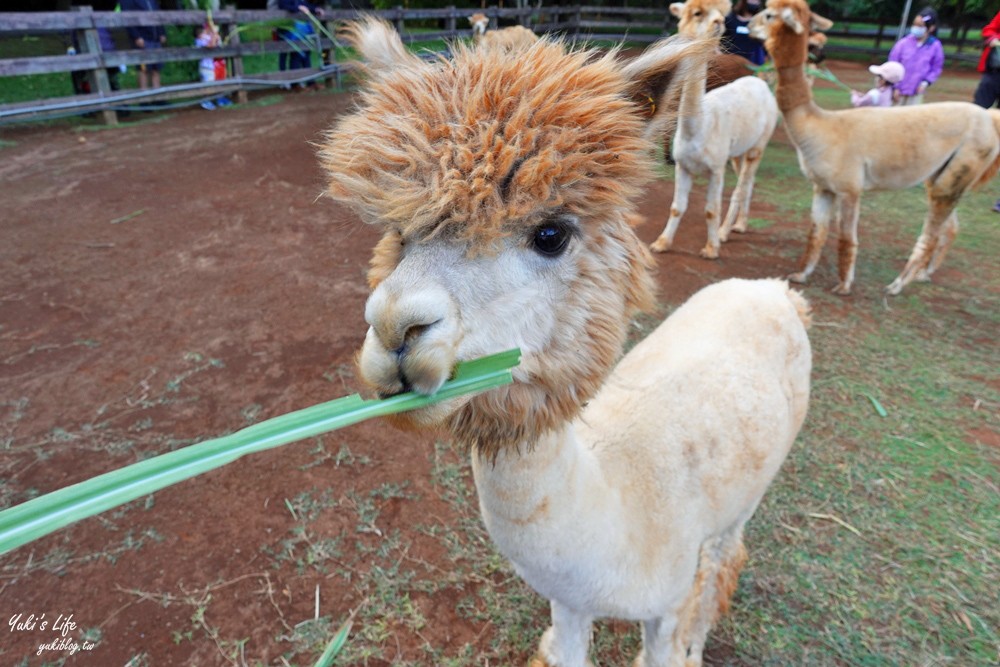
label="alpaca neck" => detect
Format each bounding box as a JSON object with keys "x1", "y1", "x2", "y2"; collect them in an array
[
  {"x1": 470, "y1": 422, "x2": 619, "y2": 571},
  {"x1": 774, "y1": 64, "x2": 815, "y2": 113},
  {"x1": 678, "y1": 56, "x2": 709, "y2": 138}
]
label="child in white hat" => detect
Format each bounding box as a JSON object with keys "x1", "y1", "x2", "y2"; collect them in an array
[{"x1": 851, "y1": 61, "x2": 906, "y2": 107}]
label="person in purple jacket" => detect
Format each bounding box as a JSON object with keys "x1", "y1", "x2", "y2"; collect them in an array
[{"x1": 888, "y1": 7, "x2": 945, "y2": 105}]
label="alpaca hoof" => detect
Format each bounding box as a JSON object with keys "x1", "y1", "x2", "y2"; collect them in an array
[
  {"x1": 884, "y1": 280, "x2": 904, "y2": 296},
  {"x1": 718, "y1": 230, "x2": 730, "y2": 243},
  {"x1": 650, "y1": 237, "x2": 672, "y2": 253},
  {"x1": 787, "y1": 272, "x2": 808, "y2": 284},
  {"x1": 731, "y1": 222, "x2": 748, "y2": 234},
  {"x1": 699, "y1": 244, "x2": 719, "y2": 260},
  {"x1": 831, "y1": 283, "x2": 852, "y2": 296},
  {"x1": 915, "y1": 269, "x2": 932, "y2": 283}
]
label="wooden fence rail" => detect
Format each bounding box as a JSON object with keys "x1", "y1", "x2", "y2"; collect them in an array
[{"x1": 0, "y1": 5, "x2": 985, "y2": 126}]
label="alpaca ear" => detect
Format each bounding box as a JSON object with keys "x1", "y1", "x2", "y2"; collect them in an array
[
  {"x1": 338, "y1": 16, "x2": 425, "y2": 72},
  {"x1": 807, "y1": 32, "x2": 827, "y2": 47},
  {"x1": 810, "y1": 12, "x2": 833, "y2": 32},
  {"x1": 779, "y1": 7, "x2": 805, "y2": 34},
  {"x1": 620, "y1": 35, "x2": 712, "y2": 128},
  {"x1": 669, "y1": 2, "x2": 685, "y2": 18}
]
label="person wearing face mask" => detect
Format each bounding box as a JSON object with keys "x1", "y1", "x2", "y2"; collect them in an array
[
  {"x1": 888, "y1": 7, "x2": 945, "y2": 105},
  {"x1": 722, "y1": 0, "x2": 767, "y2": 65}
]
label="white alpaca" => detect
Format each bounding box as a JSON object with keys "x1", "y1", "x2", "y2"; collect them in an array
[
  {"x1": 750, "y1": 0, "x2": 1000, "y2": 295},
  {"x1": 322, "y1": 19, "x2": 812, "y2": 667},
  {"x1": 468, "y1": 11, "x2": 539, "y2": 50},
  {"x1": 650, "y1": 0, "x2": 779, "y2": 259}
]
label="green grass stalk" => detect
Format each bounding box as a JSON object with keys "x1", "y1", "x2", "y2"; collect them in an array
[{"x1": 0, "y1": 349, "x2": 520, "y2": 556}]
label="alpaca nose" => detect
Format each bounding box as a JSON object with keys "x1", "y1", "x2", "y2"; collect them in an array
[
  {"x1": 361, "y1": 283, "x2": 461, "y2": 396},
  {"x1": 365, "y1": 286, "x2": 450, "y2": 355}
]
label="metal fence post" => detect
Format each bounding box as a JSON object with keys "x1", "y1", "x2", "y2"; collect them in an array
[
  {"x1": 74, "y1": 6, "x2": 117, "y2": 126},
  {"x1": 325, "y1": 17, "x2": 340, "y2": 91},
  {"x1": 394, "y1": 6, "x2": 405, "y2": 37},
  {"x1": 223, "y1": 5, "x2": 248, "y2": 104}
]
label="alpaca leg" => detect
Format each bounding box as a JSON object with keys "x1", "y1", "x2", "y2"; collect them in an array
[
  {"x1": 530, "y1": 601, "x2": 594, "y2": 667},
  {"x1": 651, "y1": 165, "x2": 692, "y2": 253},
  {"x1": 685, "y1": 531, "x2": 748, "y2": 666},
  {"x1": 886, "y1": 197, "x2": 958, "y2": 295},
  {"x1": 726, "y1": 148, "x2": 764, "y2": 234},
  {"x1": 719, "y1": 157, "x2": 745, "y2": 243},
  {"x1": 699, "y1": 169, "x2": 725, "y2": 259},
  {"x1": 832, "y1": 192, "x2": 860, "y2": 296},
  {"x1": 916, "y1": 212, "x2": 958, "y2": 282},
  {"x1": 789, "y1": 187, "x2": 835, "y2": 284},
  {"x1": 632, "y1": 614, "x2": 681, "y2": 667}
]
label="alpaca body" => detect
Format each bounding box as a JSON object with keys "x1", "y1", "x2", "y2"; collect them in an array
[
  {"x1": 474, "y1": 279, "x2": 810, "y2": 624},
  {"x1": 652, "y1": 0, "x2": 779, "y2": 259},
  {"x1": 323, "y1": 21, "x2": 812, "y2": 666},
  {"x1": 784, "y1": 103, "x2": 998, "y2": 193},
  {"x1": 751, "y1": 0, "x2": 1000, "y2": 295}
]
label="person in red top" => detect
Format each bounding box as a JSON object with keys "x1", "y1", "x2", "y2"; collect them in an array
[
  {"x1": 973, "y1": 11, "x2": 1000, "y2": 108},
  {"x1": 972, "y1": 11, "x2": 1000, "y2": 211}
]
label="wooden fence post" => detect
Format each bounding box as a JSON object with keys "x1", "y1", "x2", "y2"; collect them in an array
[
  {"x1": 446, "y1": 5, "x2": 457, "y2": 38},
  {"x1": 223, "y1": 5, "x2": 248, "y2": 104},
  {"x1": 74, "y1": 6, "x2": 117, "y2": 126},
  {"x1": 575, "y1": 5, "x2": 582, "y2": 40}
]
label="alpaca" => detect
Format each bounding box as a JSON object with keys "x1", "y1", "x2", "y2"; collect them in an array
[
  {"x1": 469, "y1": 11, "x2": 539, "y2": 50},
  {"x1": 750, "y1": 0, "x2": 1000, "y2": 295},
  {"x1": 321, "y1": 19, "x2": 812, "y2": 667},
  {"x1": 650, "y1": 0, "x2": 779, "y2": 259}
]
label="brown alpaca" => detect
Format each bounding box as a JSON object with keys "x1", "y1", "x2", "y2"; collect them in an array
[
  {"x1": 322, "y1": 19, "x2": 812, "y2": 667},
  {"x1": 751, "y1": 0, "x2": 1000, "y2": 295},
  {"x1": 468, "y1": 11, "x2": 539, "y2": 50}
]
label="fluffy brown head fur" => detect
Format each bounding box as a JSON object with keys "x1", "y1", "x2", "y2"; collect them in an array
[
  {"x1": 323, "y1": 20, "x2": 709, "y2": 455},
  {"x1": 670, "y1": 0, "x2": 733, "y2": 38},
  {"x1": 322, "y1": 37, "x2": 691, "y2": 250},
  {"x1": 756, "y1": 0, "x2": 832, "y2": 68}
]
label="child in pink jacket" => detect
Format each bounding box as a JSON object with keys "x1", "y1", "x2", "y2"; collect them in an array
[{"x1": 851, "y1": 61, "x2": 905, "y2": 107}]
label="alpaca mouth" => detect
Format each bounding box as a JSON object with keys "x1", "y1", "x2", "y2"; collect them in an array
[{"x1": 377, "y1": 376, "x2": 414, "y2": 400}]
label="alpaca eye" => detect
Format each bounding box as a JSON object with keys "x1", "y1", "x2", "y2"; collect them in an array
[{"x1": 531, "y1": 220, "x2": 573, "y2": 257}]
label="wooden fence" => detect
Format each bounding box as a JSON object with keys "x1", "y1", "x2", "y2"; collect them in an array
[{"x1": 0, "y1": 5, "x2": 985, "y2": 126}]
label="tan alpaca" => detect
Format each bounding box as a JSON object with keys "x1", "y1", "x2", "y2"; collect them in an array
[
  {"x1": 469, "y1": 11, "x2": 539, "y2": 50},
  {"x1": 322, "y1": 19, "x2": 812, "y2": 667},
  {"x1": 750, "y1": 0, "x2": 1000, "y2": 295},
  {"x1": 651, "y1": 0, "x2": 779, "y2": 259}
]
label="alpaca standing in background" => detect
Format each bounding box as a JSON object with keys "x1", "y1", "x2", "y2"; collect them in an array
[
  {"x1": 468, "y1": 11, "x2": 539, "y2": 50},
  {"x1": 650, "y1": 0, "x2": 779, "y2": 259},
  {"x1": 322, "y1": 19, "x2": 812, "y2": 667},
  {"x1": 750, "y1": 0, "x2": 1000, "y2": 295}
]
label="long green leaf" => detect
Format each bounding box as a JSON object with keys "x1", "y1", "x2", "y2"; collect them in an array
[
  {"x1": 313, "y1": 616, "x2": 353, "y2": 667},
  {"x1": 0, "y1": 349, "x2": 520, "y2": 556}
]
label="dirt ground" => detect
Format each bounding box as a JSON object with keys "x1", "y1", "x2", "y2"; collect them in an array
[{"x1": 0, "y1": 59, "x2": 989, "y2": 666}]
